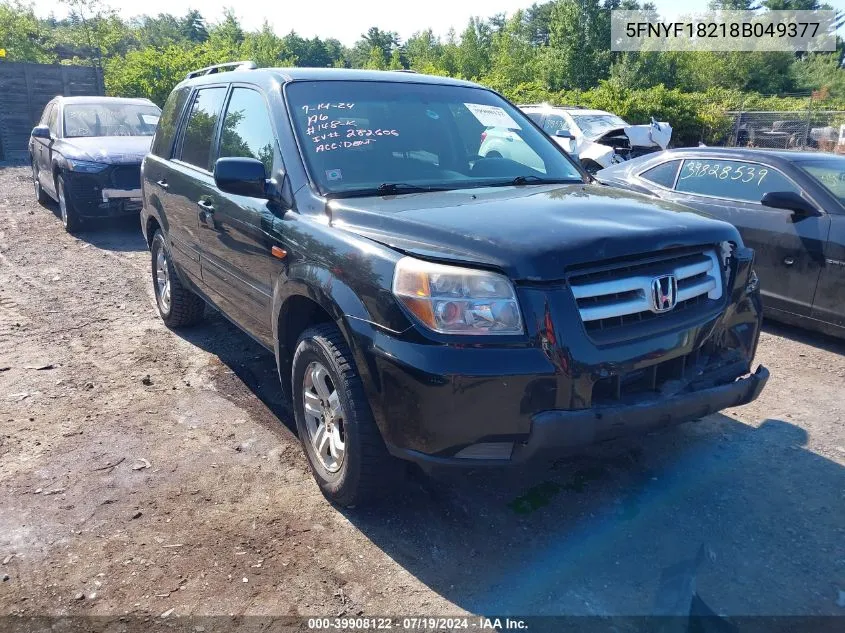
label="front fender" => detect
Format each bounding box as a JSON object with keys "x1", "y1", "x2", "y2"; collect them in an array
[
  {"x1": 272, "y1": 263, "x2": 396, "y2": 430},
  {"x1": 576, "y1": 139, "x2": 615, "y2": 167}
]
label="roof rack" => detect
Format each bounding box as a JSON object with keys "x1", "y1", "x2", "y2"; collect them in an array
[
  {"x1": 394, "y1": 69, "x2": 418, "y2": 73},
  {"x1": 186, "y1": 60, "x2": 258, "y2": 80}
]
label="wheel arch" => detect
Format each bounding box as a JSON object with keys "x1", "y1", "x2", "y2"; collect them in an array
[{"x1": 273, "y1": 268, "x2": 377, "y2": 406}]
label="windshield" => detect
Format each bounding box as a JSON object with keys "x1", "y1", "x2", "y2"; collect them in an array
[
  {"x1": 797, "y1": 157, "x2": 845, "y2": 204},
  {"x1": 63, "y1": 103, "x2": 161, "y2": 138},
  {"x1": 571, "y1": 113, "x2": 628, "y2": 137},
  {"x1": 285, "y1": 81, "x2": 583, "y2": 196}
]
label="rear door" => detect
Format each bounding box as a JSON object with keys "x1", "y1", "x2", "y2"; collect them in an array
[
  {"x1": 160, "y1": 85, "x2": 228, "y2": 285},
  {"x1": 665, "y1": 158, "x2": 829, "y2": 316},
  {"x1": 33, "y1": 103, "x2": 55, "y2": 189},
  {"x1": 198, "y1": 85, "x2": 280, "y2": 344},
  {"x1": 40, "y1": 104, "x2": 61, "y2": 195}
]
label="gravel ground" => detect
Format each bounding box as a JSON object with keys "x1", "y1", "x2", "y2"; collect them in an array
[{"x1": 1, "y1": 163, "x2": 844, "y2": 623}]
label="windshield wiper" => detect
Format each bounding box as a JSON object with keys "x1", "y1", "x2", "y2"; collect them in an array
[
  {"x1": 327, "y1": 183, "x2": 454, "y2": 199},
  {"x1": 507, "y1": 175, "x2": 581, "y2": 186},
  {"x1": 376, "y1": 182, "x2": 449, "y2": 195}
]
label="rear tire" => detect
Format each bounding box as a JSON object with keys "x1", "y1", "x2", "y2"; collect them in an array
[
  {"x1": 150, "y1": 230, "x2": 205, "y2": 328},
  {"x1": 32, "y1": 160, "x2": 49, "y2": 205},
  {"x1": 292, "y1": 323, "x2": 403, "y2": 507},
  {"x1": 56, "y1": 173, "x2": 81, "y2": 232}
]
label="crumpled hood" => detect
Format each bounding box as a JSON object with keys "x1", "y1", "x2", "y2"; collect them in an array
[
  {"x1": 60, "y1": 135, "x2": 152, "y2": 164},
  {"x1": 589, "y1": 123, "x2": 672, "y2": 149},
  {"x1": 328, "y1": 184, "x2": 739, "y2": 281}
]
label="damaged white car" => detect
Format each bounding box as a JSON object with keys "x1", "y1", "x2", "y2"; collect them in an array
[{"x1": 478, "y1": 104, "x2": 672, "y2": 175}]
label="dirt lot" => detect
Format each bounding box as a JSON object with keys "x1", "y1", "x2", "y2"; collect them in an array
[{"x1": 1, "y1": 163, "x2": 845, "y2": 623}]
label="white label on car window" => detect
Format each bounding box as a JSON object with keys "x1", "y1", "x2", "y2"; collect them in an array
[
  {"x1": 464, "y1": 103, "x2": 520, "y2": 130},
  {"x1": 142, "y1": 114, "x2": 160, "y2": 125}
]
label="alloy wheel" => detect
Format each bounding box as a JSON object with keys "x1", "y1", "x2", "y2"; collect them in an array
[
  {"x1": 302, "y1": 361, "x2": 346, "y2": 473},
  {"x1": 155, "y1": 247, "x2": 171, "y2": 314},
  {"x1": 32, "y1": 163, "x2": 40, "y2": 198},
  {"x1": 57, "y1": 178, "x2": 68, "y2": 226}
]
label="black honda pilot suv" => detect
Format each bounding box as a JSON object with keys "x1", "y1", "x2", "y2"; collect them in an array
[{"x1": 141, "y1": 62, "x2": 769, "y2": 506}]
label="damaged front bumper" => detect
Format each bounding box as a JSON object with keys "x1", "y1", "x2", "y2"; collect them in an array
[
  {"x1": 64, "y1": 164, "x2": 142, "y2": 219},
  {"x1": 352, "y1": 245, "x2": 766, "y2": 467}
]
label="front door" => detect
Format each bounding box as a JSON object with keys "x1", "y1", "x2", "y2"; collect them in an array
[
  {"x1": 812, "y1": 213, "x2": 845, "y2": 327},
  {"x1": 665, "y1": 158, "x2": 829, "y2": 316},
  {"x1": 198, "y1": 86, "x2": 282, "y2": 345}
]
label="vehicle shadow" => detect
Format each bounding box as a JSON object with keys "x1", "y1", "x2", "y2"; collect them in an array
[
  {"x1": 173, "y1": 314, "x2": 845, "y2": 619},
  {"x1": 763, "y1": 318, "x2": 845, "y2": 355},
  {"x1": 172, "y1": 308, "x2": 294, "y2": 433},
  {"x1": 341, "y1": 416, "x2": 845, "y2": 618},
  {"x1": 39, "y1": 199, "x2": 148, "y2": 252}
]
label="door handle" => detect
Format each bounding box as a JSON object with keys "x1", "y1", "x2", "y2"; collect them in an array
[
  {"x1": 783, "y1": 256, "x2": 795, "y2": 266},
  {"x1": 155, "y1": 179, "x2": 169, "y2": 190}
]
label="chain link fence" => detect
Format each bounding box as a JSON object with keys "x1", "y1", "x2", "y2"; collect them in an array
[{"x1": 701, "y1": 96, "x2": 845, "y2": 153}]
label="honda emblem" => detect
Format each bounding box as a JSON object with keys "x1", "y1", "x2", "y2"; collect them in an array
[{"x1": 651, "y1": 275, "x2": 678, "y2": 313}]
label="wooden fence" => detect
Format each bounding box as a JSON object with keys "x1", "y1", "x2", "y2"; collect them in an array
[{"x1": 0, "y1": 62, "x2": 104, "y2": 161}]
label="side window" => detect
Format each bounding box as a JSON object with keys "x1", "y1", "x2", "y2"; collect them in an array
[
  {"x1": 640, "y1": 160, "x2": 681, "y2": 188},
  {"x1": 218, "y1": 87, "x2": 276, "y2": 175},
  {"x1": 47, "y1": 106, "x2": 59, "y2": 136},
  {"x1": 40, "y1": 103, "x2": 54, "y2": 126},
  {"x1": 675, "y1": 159, "x2": 800, "y2": 203},
  {"x1": 179, "y1": 87, "x2": 228, "y2": 171},
  {"x1": 151, "y1": 87, "x2": 190, "y2": 158},
  {"x1": 542, "y1": 114, "x2": 570, "y2": 136},
  {"x1": 525, "y1": 112, "x2": 543, "y2": 125}
]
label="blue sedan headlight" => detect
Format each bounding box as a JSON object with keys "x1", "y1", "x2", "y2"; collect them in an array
[{"x1": 66, "y1": 159, "x2": 108, "y2": 173}]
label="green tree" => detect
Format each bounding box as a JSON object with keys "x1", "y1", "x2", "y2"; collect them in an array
[
  {"x1": 240, "y1": 21, "x2": 295, "y2": 67},
  {"x1": 180, "y1": 10, "x2": 208, "y2": 44},
  {"x1": 543, "y1": 0, "x2": 613, "y2": 90},
  {"x1": 484, "y1": 11, "x2": 538, "y2": 90},
  {"x1": 456, "y1": 17, "x2": 491, "y2": 79},
  {"x1": 0, "y1": 1, "x2": 56, "y2": 62}
]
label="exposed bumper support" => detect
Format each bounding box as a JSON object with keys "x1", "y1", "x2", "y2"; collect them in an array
[
  {"x1": 389, "y1": 365, "x2": 769, "y2": 467},
  {"x1": 102, "y1": 188, "x2": 142, "y2": 202}
]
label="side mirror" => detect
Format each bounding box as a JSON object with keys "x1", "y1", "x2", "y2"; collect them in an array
[
  {"x1": 760, "y1": 191, "x2": 820, "y2": 217},
  {"x1": 214, "y1": 157, "x2": 268, "y2": 198},
  {"x1": 31, "y1": 125, "x2": 51, "y2": 139},
  {"x1": 555, "y1": 129, "x2": 573, "y2": 139}
]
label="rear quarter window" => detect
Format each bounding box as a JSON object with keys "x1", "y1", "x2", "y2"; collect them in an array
[
  {"x1": 639, "y1": 160, "x2": 681, "y2": 188},
  {"x1": 151, "y1": 87, "x2": 190, "y2": 158},
  {"x1": 675, "y1": 159, "x2": 799, "y2": 203}
]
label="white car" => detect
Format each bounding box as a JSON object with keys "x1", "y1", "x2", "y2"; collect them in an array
[{"x1": 479, "y1": 104, "x2": 672, "y2": 175}]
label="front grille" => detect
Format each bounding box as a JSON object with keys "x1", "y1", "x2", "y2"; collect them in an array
[
  {"x1": 67, "y1": 175, "x2": 102, "y2": 206},
  {"x1": 110, "y1": 164, "x2": 141, "y2": 189},
  {"x1": 569, "y1": 246, "x2": 725, "y2": 340}
]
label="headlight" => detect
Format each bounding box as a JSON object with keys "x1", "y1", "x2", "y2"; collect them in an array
[
  {"x1": 392, "y1": 256, "x2": 523, "y2": 335},
  {"x1": 66, "y1": 159, "x2": 108, "y2": 173}
]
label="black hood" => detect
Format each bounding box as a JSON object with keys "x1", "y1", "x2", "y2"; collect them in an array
[
  {"x1": 328, "y1": 184, "x2": 740, "y2": 281},
  {"x1": 59, "y1": 135, "x2": 152, "y2": 164}
]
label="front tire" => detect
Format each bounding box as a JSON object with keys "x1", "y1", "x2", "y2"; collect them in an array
[
  {"x1": 150, "y1": 230, "x2": 205, "y2": 328},
  {"x1": 56, "y1": 173, "x2": 82, "y2": 232},
  {"x1": 292, "y1": 323, "x2": 403, "y2": 506}
]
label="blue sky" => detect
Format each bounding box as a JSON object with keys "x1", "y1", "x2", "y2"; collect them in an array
[{"x1": 29, "y1": 0, "x2": 845, "y2": 46}]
